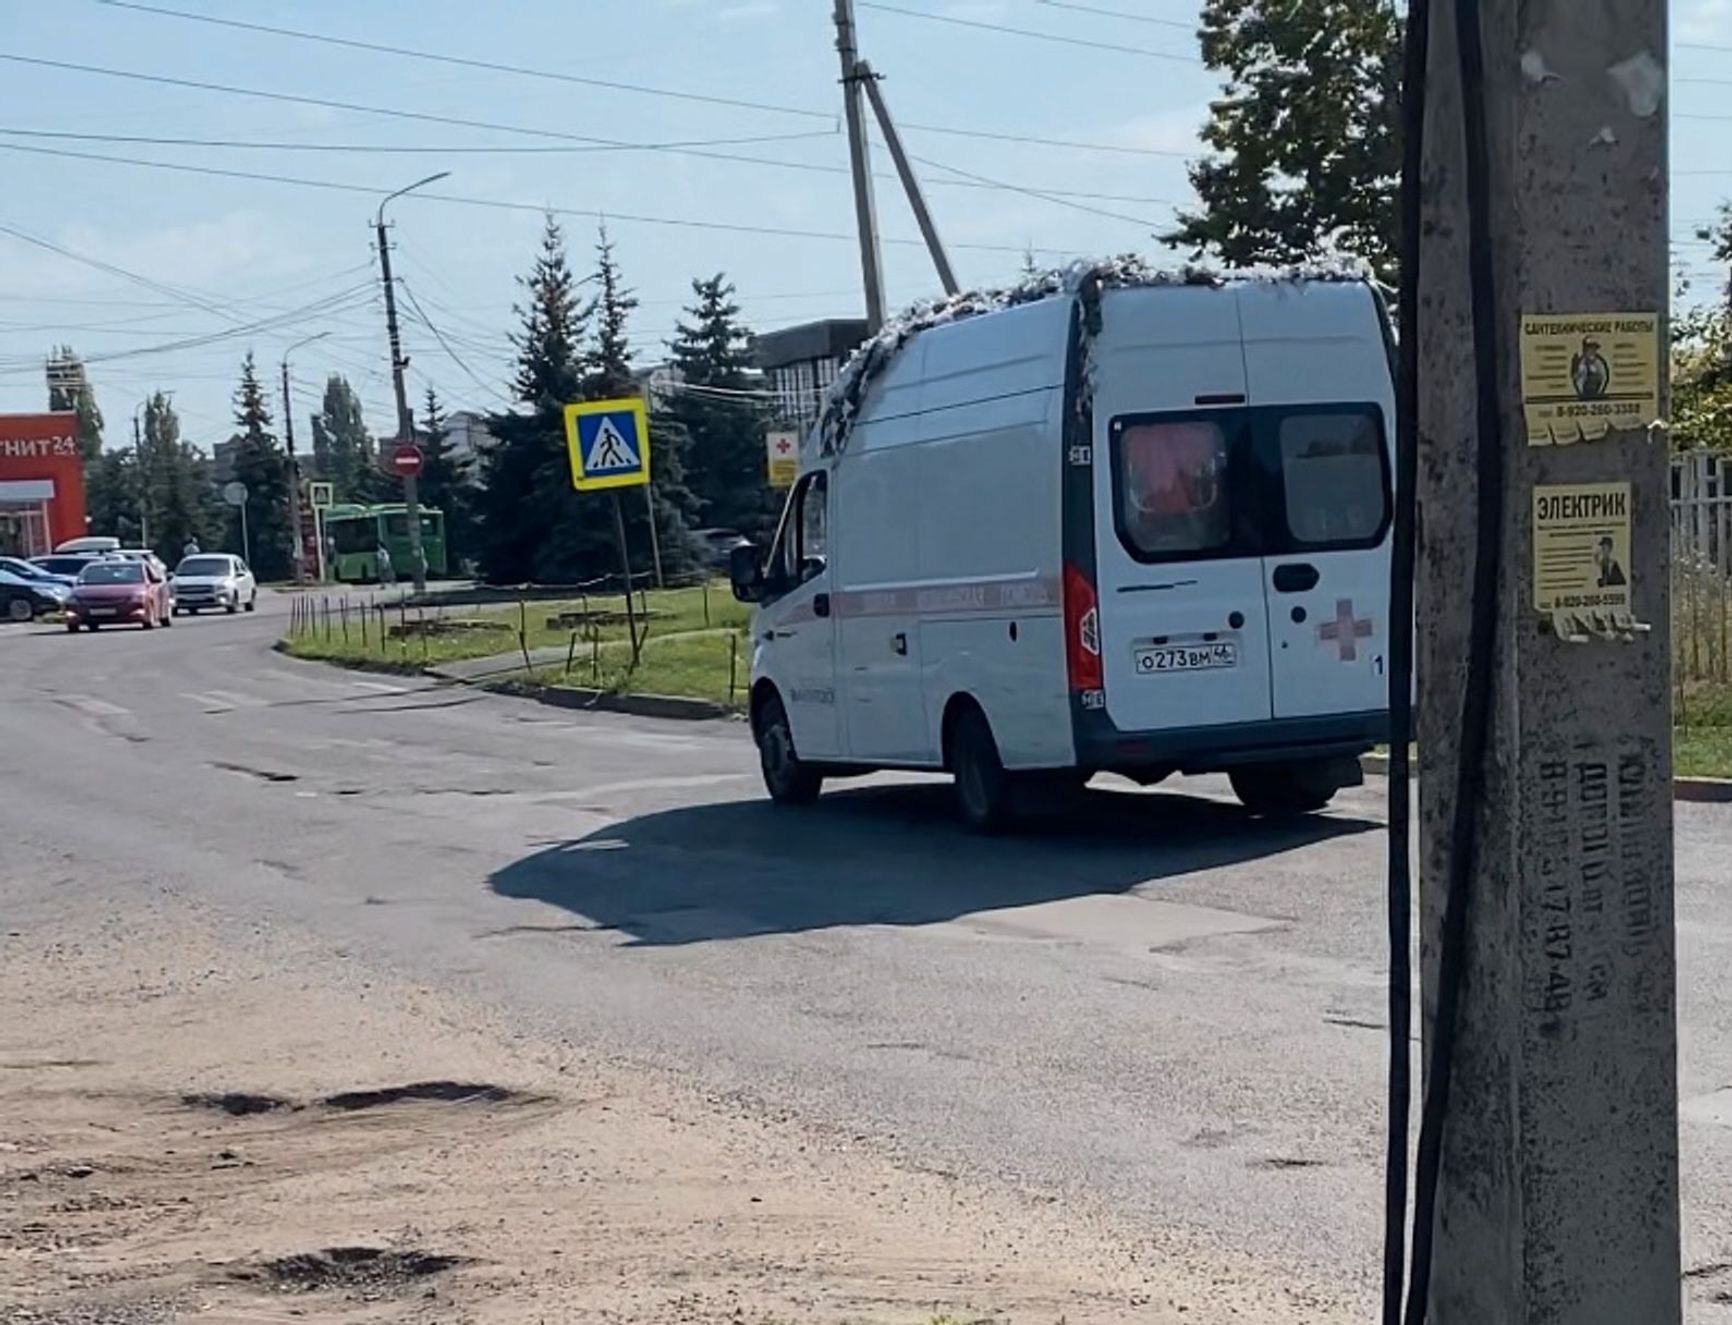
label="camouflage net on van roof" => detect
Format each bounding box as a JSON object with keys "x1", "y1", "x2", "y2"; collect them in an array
[{"x1": 815, "y1": 254, "x2": 1376, "y2": 457}]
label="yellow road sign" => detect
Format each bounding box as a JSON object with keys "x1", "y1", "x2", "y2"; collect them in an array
[{"x1": 565, "y1": 397, "x2": 651, "y2": 491}]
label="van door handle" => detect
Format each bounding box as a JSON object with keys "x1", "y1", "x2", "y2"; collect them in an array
[
  {"x1": 813, "y1": 592, "x2": 831, "y2": 618},
  {"x1": 1272, "y1": 563, "x2": 1320, "y2": 593},
  {"x1": 892, "y1": 631, "x2": 907, "y2": 656}
]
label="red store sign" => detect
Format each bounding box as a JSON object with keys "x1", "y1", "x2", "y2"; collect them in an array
[{"x1": 0, "y1": 413, "x2": 86, "y2": 557}]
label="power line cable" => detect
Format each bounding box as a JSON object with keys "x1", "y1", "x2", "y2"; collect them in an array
[
  {"x1": 908, "y1": 149, "x2": 1161, "y2": 226},
  {"x1": 0, "y1": 125, "x2": 842, "y2": 157},
  {"x1": 1031, "y1": 0, "x2": 1196, "y2": 29},
  {"x1": 0, "y1": 284, "x2": 377, "y2": 373},
  {"x1": 0, "y1": 53, "x2": 855, "y2": 172},
  {"x1": 0, "y1": 218, "x2": 244, "y2": 322},
  {"x1": 0, "y1": 140, "x2": 1053, "y2": 255},
  {"x1": 903, "y1": 122, "x2": 1190, "y2": 159},
  {"x1": 396, "y1": 280, "x2": 515, "y2": 408},
  {"x1": 856, "y1": 1, "x2": 1197, "y2": 61},
  {"x1": 0, "y1": 117, "x2": 1191, "y2": 209},
  {"x1": 0, "y1": 121, "x2": 1188, "y2": 205},
  {"x1": 96, "y1": 0, "x2": 836, "y2": 122},
  {"x1": 82, "y1": 5, "x2": 1197, "y2": 160}
]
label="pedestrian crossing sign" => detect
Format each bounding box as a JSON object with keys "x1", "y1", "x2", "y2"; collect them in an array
[{"x1": 565, "y1": 397, "x2": 651, "y2": 491}]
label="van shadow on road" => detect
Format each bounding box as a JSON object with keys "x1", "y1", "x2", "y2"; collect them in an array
[{"x1": 487, "y1": 783, "x2": 1378, "y2": 947}]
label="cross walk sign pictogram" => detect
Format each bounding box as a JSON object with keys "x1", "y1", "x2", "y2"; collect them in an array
[{"x1": 564, "y1": 397, "x2": 651, "y2": 491}]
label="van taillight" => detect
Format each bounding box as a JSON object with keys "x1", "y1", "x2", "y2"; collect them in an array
[{"x1": 1063, "y1": 563, "x2": 1103, "y2": 693}]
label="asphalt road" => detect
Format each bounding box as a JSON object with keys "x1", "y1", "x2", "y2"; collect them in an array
[{"x1": 4, "y1": 591, "x2": 1731, "y2": 1316}]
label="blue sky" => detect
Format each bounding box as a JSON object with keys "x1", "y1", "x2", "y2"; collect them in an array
[{"x1": 0, "y1": 0, "x2": 1727, "y2": 449}]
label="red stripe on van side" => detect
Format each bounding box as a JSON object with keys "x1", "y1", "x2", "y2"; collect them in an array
[{"x1": 833, "y1": 576, "x2": 1060, "y2": 619}]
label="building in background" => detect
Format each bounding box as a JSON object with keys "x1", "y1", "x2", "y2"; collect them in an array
[
  {"x1": 210, "y1": 438, "x2": 239, "y2": 485},
  {"x1": 752, "y1": 318, "x2": 869, "y2": 433},
  {"x1": 0, "y1": 413, "x2": 86, "y2": 556},
  {"x1": 442, "y1": 410, "x2": 496, "y2": 473}
]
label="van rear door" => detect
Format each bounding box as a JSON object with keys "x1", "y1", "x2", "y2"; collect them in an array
[
  {"x1": 1089, "y1": 289, "x2": 1275, "y2": 735},
  {"x1": 1239, "y1": 285, "x2": 1393, "y2": 721}
]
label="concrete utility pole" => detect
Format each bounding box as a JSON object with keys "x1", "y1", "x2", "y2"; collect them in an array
[
  {"x1": 858, "y1": 61, "x2": 959, "y2": 298},
  {"x1": 281, "y1": 331, "x2": 328, "y2": 587},
  {"x1": 833, "y1": 0, "x2": 886, "y2": 333},
  {"x1": 374, "y1": 172, "x2": 448, "y2": 595},
  {"x1": 1413, "y1": 0, "x2": 1677, "y2": 1317}
]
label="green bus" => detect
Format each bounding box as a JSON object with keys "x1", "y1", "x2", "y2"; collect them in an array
[{"x1": 322, "y1": 503, "x2": 448, "y2": 583}]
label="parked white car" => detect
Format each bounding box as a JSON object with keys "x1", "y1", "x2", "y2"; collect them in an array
[{"x1": 172, "y1": 553, "x2": 257, "y2": 615}]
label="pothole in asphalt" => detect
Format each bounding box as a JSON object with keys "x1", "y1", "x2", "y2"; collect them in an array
[
  {"x1": 319, "y1": 1081, "x2": 527, "y2": 1111},
  {"x1": 233, "y1": 1246, "x2": 467, "y2": 1294},
  {"x1": 181, "y1": 1091, "x2": 293, "y2": 1117}
]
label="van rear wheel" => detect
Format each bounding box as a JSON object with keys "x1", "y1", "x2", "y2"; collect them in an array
[
  {"x1": 1229, "y1": 763, "x2": 1337, "y2": 817},
  {"x1": 756, "y1": 694, "x2": 822, "y2": 806},
  {"x1": 951, "y1": 706, "x2": 1016, "y2": 833}
]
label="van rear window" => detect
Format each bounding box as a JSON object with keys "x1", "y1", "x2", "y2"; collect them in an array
[
  {"x1": 1277, "y1": 412, "x2": 1386, "y2": 546},
  {"x1": 1117, "y1": 420, "x2": 1231, "y2": 557},
  {"x1": 1108, "y1": 403, "x2": 1389, "y2": 563}
]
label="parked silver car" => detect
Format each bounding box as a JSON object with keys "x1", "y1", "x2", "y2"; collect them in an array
[{"x1": 171, "y1": 553, "x2": 257, "y2": 615}]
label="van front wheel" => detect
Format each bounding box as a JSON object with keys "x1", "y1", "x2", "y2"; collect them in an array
[
  {"x1": 756, "y1": 694, "x2": 822, "y2": 806},
  {"x1": 951, "y1": 706, "x2": 1015, "y2": 833}
]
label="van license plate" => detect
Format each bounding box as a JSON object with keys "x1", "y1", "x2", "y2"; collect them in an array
[{"x1": 1135, "y1": 642, "x2": 1238, "y2": 674}]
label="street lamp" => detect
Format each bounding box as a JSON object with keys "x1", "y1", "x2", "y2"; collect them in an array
[
  {"x1": 376, "y1": 171, "x2": 451, "y2": 595},
  {"x1": 376, "y1": 171, "x2": 450, "y2": 231},
  {"x1": 282, "y1": 331, "x2": 330, "y2": 584}
]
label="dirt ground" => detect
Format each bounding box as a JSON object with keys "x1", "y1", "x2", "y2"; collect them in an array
[{"x1": 0, "y1": 888, "x2": 1283, "y2": 1325}]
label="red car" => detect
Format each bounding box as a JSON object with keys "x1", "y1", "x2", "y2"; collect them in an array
[{"x1": 65, "y1": 559, "x2": 174, "y2": 632}]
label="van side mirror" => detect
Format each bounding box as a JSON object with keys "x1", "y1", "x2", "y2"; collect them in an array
[{"x1": 728, "y1": 542, "x2": 765, "y2": 603}]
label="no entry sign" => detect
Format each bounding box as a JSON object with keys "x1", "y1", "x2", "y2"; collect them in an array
[{"x1": 391, "y1": 442, "x2": 424, "y2": 478}]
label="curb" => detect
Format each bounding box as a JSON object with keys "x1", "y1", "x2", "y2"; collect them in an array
[
  {"x1": 271, "y1": 639, "x2": 430, "y2": 679},
  {"x1": 1359, "y1": 752, "x2": 1732, "y2": 803},
  {"x1": 486, "y1": 677, "x2": 737, "y2": 722},
  {"x1": 276, "y1": 640, "x2": 738, "y2": 721}
]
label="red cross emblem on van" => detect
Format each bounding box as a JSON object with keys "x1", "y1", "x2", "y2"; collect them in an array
[{"x1": 1318, "y1": 598, "x2": 1374, "y2": 661}]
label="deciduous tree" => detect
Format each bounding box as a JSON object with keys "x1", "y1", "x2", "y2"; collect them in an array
[{"x1": 1165, "y1": 0, "x2": 1402, "y2": 284}]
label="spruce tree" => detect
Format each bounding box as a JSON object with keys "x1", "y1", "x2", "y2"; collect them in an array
[
  {"x1": 45, "y1": 347, "x2": 104, "y2": 462},
  {"x1": 585, "y1": 223, "x2": 639, "y2": 399},
  {"x1": 417, "y1": 386, "x2": 477, "y2": 572},
  {"x1": 226, "y1": 352, "x2": 293, "y2": 578},
  {"x1": 1165, "y1": 0, "x2": 1402, "y2": 284},
  {"x1": 478, "y1": 214, "x2": 593, "y2": 584},
  {"x1": 584, "y1": 226, "x2": 698, "y2": 578},
  {"x1": 668, "y1": 273, "x2": 771, "y2": 537}
]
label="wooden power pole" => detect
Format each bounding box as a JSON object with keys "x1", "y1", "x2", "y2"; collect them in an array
[{"x1": 1412, "y1": 0, "x2": 1678, "y2": 1317}]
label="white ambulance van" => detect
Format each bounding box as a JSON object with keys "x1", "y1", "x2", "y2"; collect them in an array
[{"x1": 729, "y1": 271, "x2": 1394, "y2": 829}]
